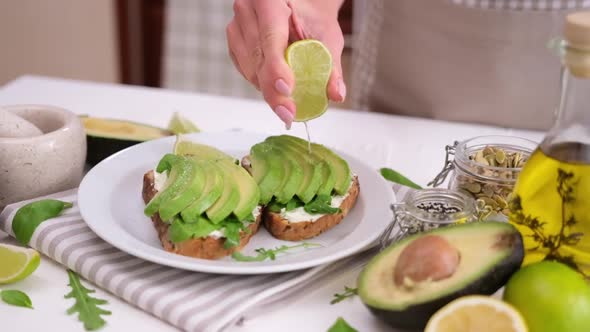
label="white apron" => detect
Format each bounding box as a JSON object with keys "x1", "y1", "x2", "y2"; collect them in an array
[{"x1": 350, "y1": 0, "x2": 590, "y2": 131}]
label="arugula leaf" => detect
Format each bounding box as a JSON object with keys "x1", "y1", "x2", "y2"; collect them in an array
[
  {"x1": 267, "y1": 199, "x2": 284, "y2": 213},
  {"x1": 379, "y1": 167, "x2": 422, "y2": 189},
  {"x1": 168, "y1": 216, "x2": 221, "y2": 243},
  {"x1": 304, "y1": 194, "x2": 340, "y2": 214},
  {"x1": 330, "y1": 286, "x2": 358, "y2": 304},
  {"x1": 12, "y1": 199, "x2": 73, "y2": 245},
  {"x1": 230, "y1": 251, "x2": 268, "y2": 262},
  {"x1": 286, "y1": 197, "x2": 304, "y2": 211},
  {"x1": 231, "y1": 242, "x2": 321, "y2": 262},
  {"x1": 243, "y1": 213, "x2": 256, "y2": 223},
  {"x1": 223, "y1": 217, "x2": 244, "y2": 249},
  {"x1": 65, "y1": 270, "x2": 111, "y2": 331},
  {"x1": 327, "y1": 317, "x2": 358, "y2": 332},
  {"x1": 1, "y1": 290, "x2": 33, "y2": 309}
]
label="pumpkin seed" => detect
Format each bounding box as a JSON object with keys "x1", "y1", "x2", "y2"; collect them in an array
[{"x1": 453, "y1": 145, "x2": 530, "y2": 219}]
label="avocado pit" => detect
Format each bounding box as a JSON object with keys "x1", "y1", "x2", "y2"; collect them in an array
[{"x1": 393, "y1": 235, "x2": 460, "y2": 287}]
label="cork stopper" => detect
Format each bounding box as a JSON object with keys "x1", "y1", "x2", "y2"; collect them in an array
[
  {"x1": 564, "y1": 11, "x2": 590, "y2": 78},
  {"x1": 565, "y1": 11, "x2": 590, "y2": 49}
]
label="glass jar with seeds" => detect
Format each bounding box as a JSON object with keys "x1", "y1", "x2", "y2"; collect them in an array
[
  {"x1": 388, "y1": 188, "x2": 479, "y2": 242},
  {"x1": 428, "y1": 135, "x2": 538, "y2": 221}
]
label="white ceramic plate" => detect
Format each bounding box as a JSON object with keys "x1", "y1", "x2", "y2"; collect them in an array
[{"x1": 79, "y1": 131, "x2": 395, "y2": 274}]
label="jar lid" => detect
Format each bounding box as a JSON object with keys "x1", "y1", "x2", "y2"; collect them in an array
[{"x1": 565, "y1": 11, "x2": 590, "y2": 50}]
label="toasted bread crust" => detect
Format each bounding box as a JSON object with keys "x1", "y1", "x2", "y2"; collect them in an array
[
  {"x1": 142, "y1": 171, "x2": 261, "y2": 260},
  {"x1": 263, "y1": 176, "x2": 360, "y2": 241}
]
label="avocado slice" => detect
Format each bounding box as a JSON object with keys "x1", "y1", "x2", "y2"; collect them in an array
[
  {"x1": 180, "y1": 161, "x2": 224, "y2": 223},
  {"x1": 144, "y1": 154, "x2": 191, "y2": 217},
  {"x1": 266, "y1": 136, "x2": 323, "y2": 203},
  {"x1": 205, "y1": 160, "x2": 240, "y2": 223},
  {"x1": 279, "y1": 135, "x2": 344, "y2": 195},
  {"x1": 158, "y1": 158, "x2": 207, "y2": 222},
  {"x1": 250, "y1": 142, "x2": 285, "y2": 205},
  {"x1": 81, "y1": 116, "x2": 172, "y2": 165},
  {"x1": 216, "y1": 158, "x2": 260, "y2": 221},
  {"x1": 357, "y1": 221, "x2": 524, "y2": 330},
  {"x1": 273, "y1": 148, "x2": 304, "y2": 204},
  {"x1": 173, "y1": 137, "x2": 233, "y2": 161}
]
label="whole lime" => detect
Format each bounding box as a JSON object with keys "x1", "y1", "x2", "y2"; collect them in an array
[{"x1": 503, "y1": 261, "x2": 590, "y2": 332}]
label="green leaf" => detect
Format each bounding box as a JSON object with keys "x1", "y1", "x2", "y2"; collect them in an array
[
  {"x1": 267, "y1": 199, "x2": 284, "y2": 213},
  {"x1": 1, "y1": 290, "x2": 33, "y2": 309},
  {"x1": 330, "y1": 286, "x2": 358, "y2": 304},
  {"x1": 64, "y1": 270, "x2": 111, "y2": 331},
  {"x1": 327, "y1": 317, "x2": 358, "y2": 332},
  {"x1": 168, "y1": 216, "x2": 221, "y2": 243},
  {"x1": 12, "y1": 199, "x2": 73, "y2": 245},
  {"x1": 230, "y1": 251, "x2": 268, "y2": 262},
  {"x1": 243, "y1": 213, "x2": 256, "y2": 223},
  {"x1": 304, "y1": 194, "x2": 340, "y2": 214},
  {"x1": 379, "y1": 167, "x2": 422, "y2": 189},
  {"x1": 223, "y1": 218, "x2": 242, "y2": 249},
  {"x1": 231, "y1": 242, "x2": 321, "y2": 262},
  {"x1": 286, "y1": 197, "x2": 304, "y2": 211}
]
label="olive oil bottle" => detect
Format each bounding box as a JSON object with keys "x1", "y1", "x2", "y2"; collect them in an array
[{"x1": 509, "y1": 11, "x2": 590, "y2": 276}]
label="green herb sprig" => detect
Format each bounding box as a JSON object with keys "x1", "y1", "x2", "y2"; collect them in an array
[
  {"x1": 1, "y1": 289, "x2": 33, "y2": 309},
  {"x1": 330, "y1": 286, "x2": 358, "y2": 304},
  {"x1": 12, "y1": 199, "x2": 73, "y2": 245},
  {"x1": 510, "y1": 168, "x2": 587, "y2": 276},
  {"x1": 65, "y1": 270, "x2": 111, "y2": 331},
  {"x1": 380, "y1": 167, "x2": 422, "y2": 189},
  {"x1": 231, "y1": 242, "x2": 322, "y2": 262}
]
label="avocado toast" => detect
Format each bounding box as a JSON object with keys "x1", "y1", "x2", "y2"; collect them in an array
[
  {"x1": 244, "y1": 135, "x2": 360, "y2": 241},
  {"x1": 142, "y1": 141, "x2": 262, "y2": 260},
  {"x1": 142, "y1": 134, "x2": 360, "y2": 259}
]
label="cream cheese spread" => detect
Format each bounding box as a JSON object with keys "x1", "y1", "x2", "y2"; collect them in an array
[
  {"x1": 280, "y1": 190, "x2": 351, "y2": 223},
  {"x1": 153, "y1": 170, "x2": 168, "y2": 192}
]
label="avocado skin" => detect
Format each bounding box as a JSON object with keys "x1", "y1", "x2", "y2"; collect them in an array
[
  {"x1": 86, "y1": 131, "x2": 172, "y2": 166},
  {"x1": 86, "y1": 135, "x2": 137, "y2": 165},
  {"x1": 363, "y1": 229, "x2": 524, "y2": 330}
]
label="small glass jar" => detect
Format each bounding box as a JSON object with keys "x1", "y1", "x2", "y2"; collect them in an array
[
  {"x1": 429, "y1": 135, "x2": 538, "y2": 221},
  {"x1": 388, "y1": 188, "x2": 479, "y2": 241}
]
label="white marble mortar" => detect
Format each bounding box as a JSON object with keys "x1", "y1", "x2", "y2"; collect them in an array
[{"x1": 0, "y1": 105, "x2": 87, "y2": 210}]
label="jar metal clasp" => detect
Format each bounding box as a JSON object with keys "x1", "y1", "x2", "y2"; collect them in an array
[
  {"x1": 377, "y1": 203, "x2": 409, "y2": 250},
  {"x1": 428, "y1": 141, "x2": 459, "y2": 188}
]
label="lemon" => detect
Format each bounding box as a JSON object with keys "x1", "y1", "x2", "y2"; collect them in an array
[
  {"x1": 503, "y1": 261, "x2": 590, "y2": 332},
  {"x1": 425, "y1": 295, "x2": 528, "y2": 332},
  {"x1": 0, "y1": 244, "x2": 40, "y2": 284},
  {"x1": 167, "y1": 112, "x2": 200, "y2": 134},
  {"x1": 285, "y1": 39, "x2": 332, "y2": 122}
]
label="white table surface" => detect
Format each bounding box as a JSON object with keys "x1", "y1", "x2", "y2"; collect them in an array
[{"x1": 0, "y1": 76, "x2": 545, "y2": 332}]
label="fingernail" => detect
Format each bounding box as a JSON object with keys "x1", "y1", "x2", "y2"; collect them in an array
[
  {"x1": 274, "y1": 105, "x2": 293, "y2": 129},
  {"x1": 337, "y1": 79, "x2": 347, "y2": 102},
  {"x1": 275, "y1": 79, "x2": 292, "y2": 97}
]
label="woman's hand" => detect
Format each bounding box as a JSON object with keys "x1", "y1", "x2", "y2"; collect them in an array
[{"x1": 226, "y1": 0, "x2": 346, "y2": 128}]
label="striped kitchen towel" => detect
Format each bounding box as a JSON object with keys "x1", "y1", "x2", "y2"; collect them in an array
[{"x1": 0, "y1": 184, "x2": 413, "y2": 332}]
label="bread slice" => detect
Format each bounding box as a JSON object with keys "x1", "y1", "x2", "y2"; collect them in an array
[
  {"x1": 263, "y1": 176, "x2": 360, "y2": 241},
  {"x1": 142, "y1": 170, "x2": 261, "y2": 260}
]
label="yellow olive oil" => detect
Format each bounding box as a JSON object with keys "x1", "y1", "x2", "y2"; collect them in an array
[{"x1": 509, "y1": 142, "x2": 590, "y2": 276}]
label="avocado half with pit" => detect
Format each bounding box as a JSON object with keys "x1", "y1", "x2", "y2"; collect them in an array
[
  {"x1": 358, "y1": 221, "x2": 524, "y2": 330},
  {"x1": 82, "y1": 116, "x2": 172, "y2": 165}
]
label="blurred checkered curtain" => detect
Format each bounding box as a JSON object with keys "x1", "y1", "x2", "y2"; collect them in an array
[{"x1": 162, "y1": 0, "x2": 262, "y2": 99}]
